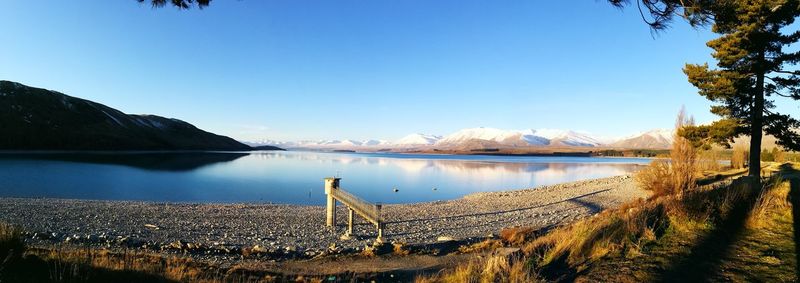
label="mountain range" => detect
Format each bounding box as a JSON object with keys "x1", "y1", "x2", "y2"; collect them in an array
[
  {"x1": 1, "y1": 80, "x2": 678, "y2": 152},
  {"x1": 0, "y1": 80, "x2": 272, "y2": 151},
  {"x1": 246, "y1": 127, "x2": 677, "y2": 150}
]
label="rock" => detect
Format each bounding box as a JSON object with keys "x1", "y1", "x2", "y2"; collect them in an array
[
  {"x1": 362, "y1": 242, "x2": 392, "y2": 256},
  {"x1": 328, "y1": 243, "x2": 339, "y2": 253},
  {"x1": 168, "y1": 240, "x2": 187, "y2": 250},
  {"x1": 251, "y1": 245, "x2": 269, "y2": 254},
  {"x1": 437, "y1": 236, "x2": 455, "y2": 242}
]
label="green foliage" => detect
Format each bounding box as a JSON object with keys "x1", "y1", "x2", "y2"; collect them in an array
[
  {"x1": 594, "y1": 149, "x2": 669, "y2": 157},
  {"x1": 607, "y1": 0, "x2": 716, "y2": 30},
  {"x1": 138, "y1": 0, "x2": 210, "y2": 9},
  {"x1": 681, "y1": 0, "x2": 800, "y2": 178},
  {"x1": 680, "y1": 119, "x2": 739, "y2": 149}
]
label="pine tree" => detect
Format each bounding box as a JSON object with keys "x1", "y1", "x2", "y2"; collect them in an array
[
  {"x1": 138, "y1": 0, "x2": 210, "y2": 9},
  {"x1": 682, "y1": 0, "x2": 800, "y2": 180}
]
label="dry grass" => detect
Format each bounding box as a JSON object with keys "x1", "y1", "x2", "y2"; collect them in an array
[
  {"x1": 524, "y1": 197, "x2": 669, "y2": 268},
  {"x1": 0, "y1": 229, "x2": 280, "y2": 283},
  {"x1": 0, "y1": 223, "x2": 24, "y2": 277},
  {"x1": 417, "y1": 161, "x2": 796, "y2": 282},
  {"x1": 698, "y1": 149, "x2": 723, "y2": 172},
  {"x1": 522, "y1": 175, "x2": 763, "y2": 277},
  {"x1": 747, "y1": 177, "x2": 790, "y2": 228},
  {"x1": 415, "y1": 256, "x2": 536, "y2": 283},
  {"x1": 731, "y1": 145, "x2": 749, "y2": 169},
  {"x1": 499, "y1": 227, "x2": 538, "y2": 246},
  {"x1": 636, "y1": 108, "x2": 699, "y2": 196},
  {"x1": 458, "y1": 239, "x2": 504, "y2": 254}
]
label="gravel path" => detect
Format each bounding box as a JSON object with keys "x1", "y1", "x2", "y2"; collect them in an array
[{"x1": 0, "y1": 175, "x2": 647, "y2": 261}]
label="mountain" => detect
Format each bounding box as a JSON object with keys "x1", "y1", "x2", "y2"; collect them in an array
[
  {"x1": 434, "y1": 128, "x2": 605, "y2": 148},
  {"x1": 534, "y1": 129, "x2": 603, "y2": 147},
  {"x1": 435, "y1": 128, "x2": 550, "y2": 147},
  {"x1": 245, "y1": 128, "x2": 682, "y2": 151},
  {"x1": 361, "y1": 139, "x2": 392, "y2": 146},
  {"x1": 609, "y1": 129, "x2": 674, "y2": 149},
  {"x1": 394, "y1": 134, "x2": 442, "y2": 146},
  {"x1": 0, "y1": 80, "x2": 252, "y2": 151}
]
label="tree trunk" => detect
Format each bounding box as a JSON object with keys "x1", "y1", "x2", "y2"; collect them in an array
[{"x1": 749, "y1": 57, "x2": 765, "y2": 180}]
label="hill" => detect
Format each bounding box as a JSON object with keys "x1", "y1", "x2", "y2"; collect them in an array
[{"x1": 0, "y1": 80, "x2": 253, "y2": 151}]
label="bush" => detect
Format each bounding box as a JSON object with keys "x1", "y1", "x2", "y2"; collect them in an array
[
  {"x1": 636, "y1": 107, "x2": 698, "y2": 196},
  {"x1": 698, "y1": 149, "x2": 722, "y2": 172},
  {"x1": 0, "y1": 223, "x2": 24, "y2": 266},
  {"x1": 731, "y1": 146, "x2": 749, "y2": 169}
]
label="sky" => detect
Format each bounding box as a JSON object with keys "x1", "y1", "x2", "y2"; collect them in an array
[{"x1": 0, "y1": 1, "x2": 732, "y2": 142}]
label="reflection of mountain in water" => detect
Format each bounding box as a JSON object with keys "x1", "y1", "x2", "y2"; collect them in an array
[
  {"x1": 389, "y1": 159, "x2": 642, "y2": 182},
  {"x1": 252, "y1": 151, "x2": 643, "y2": 183},
  {"x1": 0, "y1": 152, "x2": 248, "y2": 172}
]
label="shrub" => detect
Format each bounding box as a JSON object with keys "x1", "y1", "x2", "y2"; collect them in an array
[
  {"x1": 636, "y1": 107, "x2": 698, "y2": 196},
  {"x1": 0, "y1": 223, "x2": 24, "y2": 272},
  {"x1": 697, "y1": 149, "x2": 722, "y2": 172},
  {"x1": 731, "y1": 146, "x2": 749, "y2": 169}
]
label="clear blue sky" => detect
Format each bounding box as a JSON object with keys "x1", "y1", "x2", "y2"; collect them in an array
[{"x1": 1, "y1": 1, "x2": 724, "y2": 141}]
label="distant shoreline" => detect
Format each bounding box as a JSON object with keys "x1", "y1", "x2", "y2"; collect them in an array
[
  {"x1": 0, "y1": 149, "x2": 283, "y2": 154},
  {"x1": 283, "y1": 147, "x2": 669, "y2": 158}
]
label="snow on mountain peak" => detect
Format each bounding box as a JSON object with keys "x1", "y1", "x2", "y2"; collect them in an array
[
  {"x1": 436, "y1": 127, "x2": 521, "y2": 145},
  {"x1": 534, "y1": 129, "x2": 602, "y2": 147},
  {"x1": 395, "y1": 133, "x2": 442, "y2": 145},
  {"x1": 244, "y1": 127, "x2": 679, "y2": 150},
  {"x1": 361, "y1": 139, "x2": 392, "y2": 146}
]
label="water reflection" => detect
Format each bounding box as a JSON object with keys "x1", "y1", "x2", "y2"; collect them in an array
[
  {"x1": 0, "y1": 151, "x2": 647, "y2": 204},
  {"x1": 0, "y1": 152, "x2": 247, "y2": 171}
]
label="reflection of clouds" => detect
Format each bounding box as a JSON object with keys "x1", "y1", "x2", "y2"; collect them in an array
[
  {"x1": 392, "y1": 159, "x2": 435, "y2": 172},
  {"x1": 387, "y1": 158, "x2": 637, "y2": 180},
  {"x1": 242, "y1": 151, "x2": 641, "y2": 186}
]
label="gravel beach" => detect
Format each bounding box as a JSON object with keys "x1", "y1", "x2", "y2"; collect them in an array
[{"x1": 0, "y1": 175, "x2": 648, "y2": 261}]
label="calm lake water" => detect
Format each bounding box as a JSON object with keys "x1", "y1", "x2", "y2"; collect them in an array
[{"x1": 0, "y1": 151, "x2": 650, "y2": 205}]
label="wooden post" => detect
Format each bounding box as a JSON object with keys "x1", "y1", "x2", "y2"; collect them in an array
[
  {"x1": 376, "y1": 223, "x2": 384, "y2": 243},
  {"x1": 375, "y1": 203, "x2": 383, "y2": 242},
  {"x1": 324, "y1": 177, "x2": 341, "y2": 227},
  {"x1": 347, "y1": 208, "x2": 354, "y2": 236}
]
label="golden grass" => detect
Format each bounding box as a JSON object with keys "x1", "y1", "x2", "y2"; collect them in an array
[
  {"x1": 458, "y1": 239, "x2": 504, "y2": 254},
  {"x1": 499, "y1": 227, "x2": 537, "y2": 246},
  {"x1": 415, "y1": 256, "x2": 536, "y2": 283},
  {"x1": 698, "y1": 149, "x2": 723, "y2": 172},
  {"x1": 731, "y1": 145, "x2": 749, "y2": 169},
  {"x1": 635, "y1": 109, "x2": 699, "y2": 196},
  {"x1": 747, "y1": 178, "x2": 790, "y2": 228}
]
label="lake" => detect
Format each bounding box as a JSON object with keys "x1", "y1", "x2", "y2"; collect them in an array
[{"x1": 0, "y1": 151, "x2": 650, "y2": 205}]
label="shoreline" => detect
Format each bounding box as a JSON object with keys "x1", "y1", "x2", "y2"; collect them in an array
[{"x1": 0, "y1": 175, "x2": 649, "y2": 264}]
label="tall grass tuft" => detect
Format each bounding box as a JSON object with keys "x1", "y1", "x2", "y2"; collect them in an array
[
  {"x1": 698, "y1": 149, "x2": 723, "y2": 172},
  {"x1": 0, "y1": 223, "x2": 24, "y2": 277},
  {"x1": 731, "y1": 145, "x2": 749, "y2": 169},
  {"x1": 415, "y1": 256, "x2": 536, "y2": 283},
  {"x1": 636, "y1": 107, "x2": 698, "y2": 196}
]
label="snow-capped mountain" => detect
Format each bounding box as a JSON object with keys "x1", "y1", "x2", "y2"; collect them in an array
[
  {"x1": 247, "y1": 139, "x2": 393, "y2": 149},
  {"x1": 361, "y1": 139, "x2": 393, "y2": 146},
  {"x1": 609, "y1": 129, "x2": 674, "y2": 149},
  {"x1": 435, "y1": 128, "x2": 601, "y2": 147},
  {"x1": 394, "y1": 134, "x2": 442, "y2": 146},
  {"x1": 435, "y1": 128, "x2": 538, "y2": 146},
  {"x1": 533, "y1": 129, "x2": 603, "y2": 147},
  {"x1": 244, "y1": 127, "x2": 679, "y2": 150},
  {"x1": 244, "y1": 140, "x2": 295, "y2": 147}
]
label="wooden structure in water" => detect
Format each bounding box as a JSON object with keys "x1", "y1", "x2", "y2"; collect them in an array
[{"x1": 324, "y1": 177, "x2": 384, "y2": 241}]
